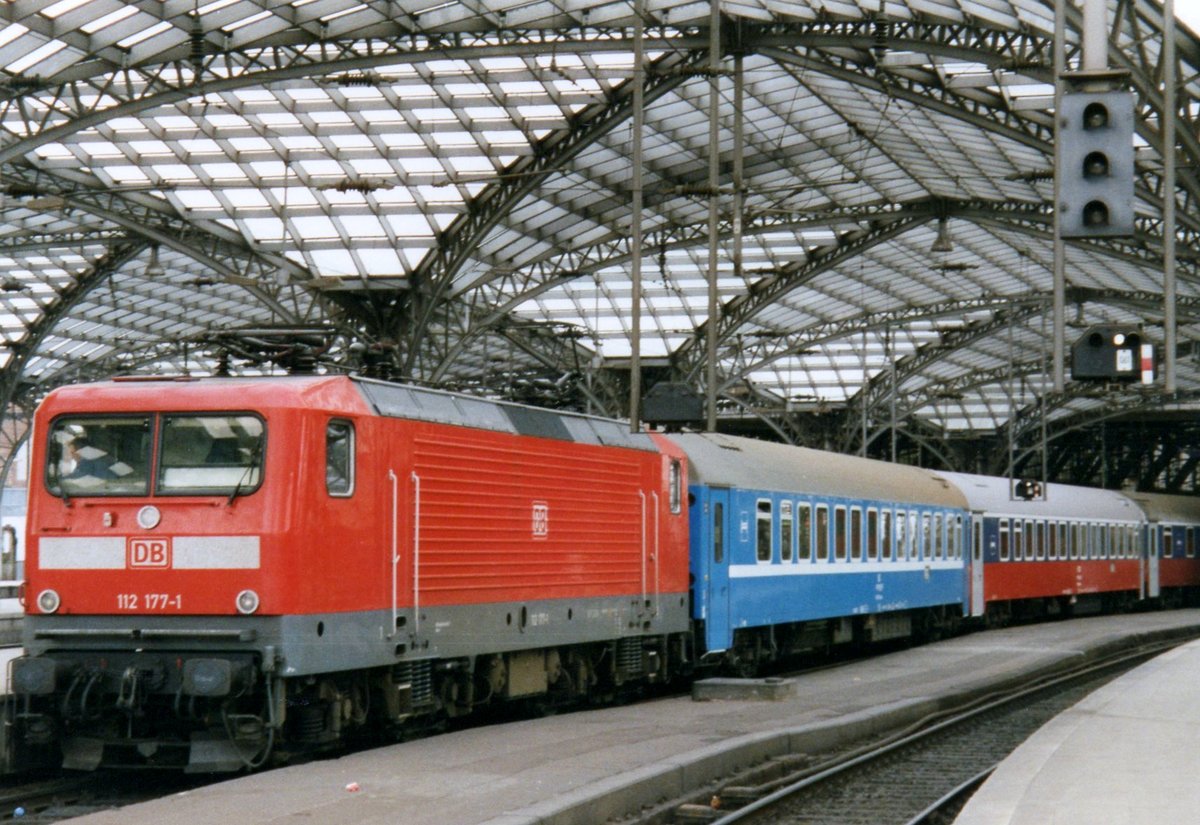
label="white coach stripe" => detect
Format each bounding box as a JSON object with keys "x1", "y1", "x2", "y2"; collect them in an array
[
  {"x1": 730, "y1": 560, "x2": 963, "y2": 577},
  {"x1": 39, "y1": 537, "x2": 126, "y2": 569},
  {"x1": 173, "y1": 536, "x2": 260, "y2": 569}
]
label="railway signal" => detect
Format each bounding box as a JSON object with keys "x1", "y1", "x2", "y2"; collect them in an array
[{"x1": 1058, "y1": 90, "x2": 1135, "y2": 238}]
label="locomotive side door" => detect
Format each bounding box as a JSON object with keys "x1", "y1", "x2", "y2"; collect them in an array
[
  {"x1": 705, "y1": 488, "x2": 732, "y2": 652},
  {"x1": 969, "y1": 514, "x2": 985, "y2": 617}
]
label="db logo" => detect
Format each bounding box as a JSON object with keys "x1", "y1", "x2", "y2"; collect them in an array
[
  {"x1": 128, "y1": 538, "x2": 171, "y2": 569},
  {"x1": 531, "y1": 502, "x2": 549, "y2": 539}
]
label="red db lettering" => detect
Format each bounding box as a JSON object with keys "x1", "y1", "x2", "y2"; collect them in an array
[{"x1": 128, "y1": 538, "x2": 171, "y2": 569}]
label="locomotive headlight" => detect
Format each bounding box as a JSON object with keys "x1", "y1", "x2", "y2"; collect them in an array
[
  {"x1": 36, "y1": 589, "x2": 60, "y2": 614},
  {"x1": 235, "y1": 589, "x2": 260, "y2": 615}
]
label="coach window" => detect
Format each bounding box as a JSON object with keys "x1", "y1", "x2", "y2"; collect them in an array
[
  {"x1": 1188, "y1": 528, "x2": 1196, "y2": 559},
  {"x1": 934, "y1": 514, "x2": 944, "y2": 560},
  {"x1": 780, "y1": 501, "x2": 794, "y2": 562},
  {"x1": 955, "y1": 515, "x2": 964, "y2": 559},
  {"x1": 882, "y1": 510, "x2": 893, "y2": 560},
  {"x1": 756, "y1": 500, "x2": 773, "y2": 563},
  {"x1": 1071, "y1": 524, "x2": 1081, "y2": 559},
  {"x1": 835, "y1": 507, "x2": 848, "y2": 561},
  {"x1": 867, "y1": 509, "x2": 879, "y2": 560},
  {"x1": 850, "y1": 508, "x2": 863, "y2": 561},
  {"x1": 896, "y1": 511, "x2": 908, "y2": 560},
  {"x1": 816, "y1": 505, "x2": 830, "y2": 561},
  {"x1": 326, "y1": 420, "x2": 355, "y2": 497},
  {"x1": 1163, "y1": 528, "x2": 1174, "y2": 559},
  {"x1": 1014, "y1": 520, "x2": 1025, "y2": 561},
  {"x1": 799, "y1": 504, "x2": 813, "y2": 561},
  {"x1": 1036, "y1": 522, "x2": 1046, "y2": 560},
  {"x1": 999, "y1": 519, "x2": 1010, "y2": 561},
  {"x1": 1048, "y1": 522, "x2": 1058, "y2": 560}
]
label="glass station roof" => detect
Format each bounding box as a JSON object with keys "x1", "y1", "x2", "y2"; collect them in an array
[{"x1": 0, "y1": 0, "x2": 1197, "y2": 453}]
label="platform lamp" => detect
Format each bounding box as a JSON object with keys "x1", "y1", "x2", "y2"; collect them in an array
[
  {"x1": 929, "y1": 217, "x2": 953, "y2": 254},
  {"x1": 145, "y1": 244, "x2": 165, "y2": 277}
]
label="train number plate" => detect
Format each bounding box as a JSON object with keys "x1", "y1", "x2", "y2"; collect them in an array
[{"x1": 116, "y1": 593, "x2": 183, "y2": 611}]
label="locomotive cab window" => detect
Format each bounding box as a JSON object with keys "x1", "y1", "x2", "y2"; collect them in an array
[
  {"x1": 158, "y1": 414, "x2": 265, "y2": 496},
  {"x1": 326, "y1": 420, "x2": 355, "y2": 497},
  {"x1": 47, "y1": 416, "x2": 152, "y2": 497}
]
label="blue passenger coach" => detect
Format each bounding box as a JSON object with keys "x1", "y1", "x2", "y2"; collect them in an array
[{"x1": 673, "y1": 433, "x2": 970, "y2": 664}]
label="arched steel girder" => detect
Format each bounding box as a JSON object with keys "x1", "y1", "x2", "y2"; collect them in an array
[
  {"x1": 672, "y1": 199, "x2": 1045, "y2": 383},
  {"x1": 0, "y1": 14, "x2": 1193, "y2": 396},
  {"x1": 675, "y1": 205, "x2": 935, "y2": 382},
  {"x1": 0, "y1": 17, "x2": 1065, "y2": 162},
  {"x1": 840, "y1": 287, "x2": 1200, "y2": 452},
  {"x1": 2, "y1": 19, "x2": 1180, "y2": 276},
  {"x1": 427, "y1": 200, "x2": 931, "y2": 384},
  {"x1": 398, "y1": 43, "x2": 713, "y2": 378},
  {"x1": 763, "y1": 36, "x2": 1200, "y2": 232},
  {"x1": 0, "y1": 237, "x2": 147, "y2": 422},
  {"x1": 5, "y1": 164, "x2": 316, "y2": 320},
  {"x1": 860, "y1": 411, "x2": 960, "y2": 469},
  {"x1": 1003, "y1": 386, "x2": 1200, "y2": 475},
  {"x1": 837, "y1": 298, "x2": 1048, "y2": 452},
  {"x1": 855, "y1": 358, "x2": 1046, "y2": 460},
  {"x1": 491, "y1": 323, "x2": 624, "y2": 414}
]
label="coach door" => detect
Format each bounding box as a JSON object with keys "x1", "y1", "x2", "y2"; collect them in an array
[
  {"x1": 1144, "y1": 524, "x2": 1161, "y2": 599},
  {"x1": 706, "y1": 488, "x2": 732, "y2": 652},
  {"x1": 969, "y1": 515, "x2": 985, "y2": 617}
]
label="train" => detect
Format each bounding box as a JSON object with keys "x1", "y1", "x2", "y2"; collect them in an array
[{"x1": 4, "y1": 374, "x2": 1198, "y2": 772}]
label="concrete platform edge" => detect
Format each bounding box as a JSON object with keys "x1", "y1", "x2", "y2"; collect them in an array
[{"x1": 479, "y1": 621, "x2": 1200, "y2": 825}]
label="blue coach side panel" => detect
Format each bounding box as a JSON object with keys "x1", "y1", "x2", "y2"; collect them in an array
[{"x1": 675, "y1": 433, "x2": 969, "y2": 653}]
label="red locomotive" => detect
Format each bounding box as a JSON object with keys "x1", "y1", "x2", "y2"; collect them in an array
[{"x1": 9, "y1": 376, "x2": 691, "y2": 771}]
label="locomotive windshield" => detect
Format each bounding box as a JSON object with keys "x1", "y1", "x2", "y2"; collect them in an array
[
  {"x1": 158, "y1": 415, "x2": 264, "y2": 495},
  {"x1": 47, "y1": 416, "x2": 152, "y2": 497},
  {"x1": 46, "y1": 413, "x2": 265, "y2": 498}
]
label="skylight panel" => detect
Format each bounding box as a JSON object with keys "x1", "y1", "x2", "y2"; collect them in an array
[
  {"x1": 197, "y1": 0, "x2": 241, "y2": 14},
  {"x1": 116, "y1": 20, "x2": 172, "y2": 49},
  {"x1": 243, "y1": 217, "x2": 287, "y2": 242},
  {"x1": 0, "y1": 24, "x2": 30, "y2": 50},
  {"x1": 6, "y1": 40, "x2": 69, "y2": 75},
  {"x1": 40, "y1": 0, "x2": 93, "y2": 19},
  {"x1": 222, "y1": 10, "x2": 273, "y2": 33},
  {"x1": 202, "y1": 163, "x2": 250, "y2": 181},
  {"x1": 320, "y1": 4, "x2": 367, "y2": 23},
  {"x1": 308, "y1": 249, "x2": 356, "y2": 275}
]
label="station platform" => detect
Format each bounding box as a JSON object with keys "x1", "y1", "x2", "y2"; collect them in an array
[
  {"x1": 953, "y1": 633, "x2": 1200, "y2": 825},
  {"x1": 57, "y1": 610, "x2": 1200, "y2": 825}
]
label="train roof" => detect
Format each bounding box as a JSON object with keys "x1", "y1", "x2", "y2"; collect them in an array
[
  {"x1": 41, "y1": 375, "x2": 660, "y2": 453},
  {"x1": 671, "y1": 432, "x2": 966, "y2": 508},
  {"x1": 934, "y1": 471, "x2": 1143, "y2": 522},
  {"x1": 1122, "y1": 490, "x2": 1200, "y2": 525},
  {"x1": 352, "y1": 377, "x2": 658, "y2": 452}
]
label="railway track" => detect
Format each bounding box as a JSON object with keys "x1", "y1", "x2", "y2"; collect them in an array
[
  {"x1": 634, "y1": 636, "x2": 1183, "y2": 825},
  {"x1": 0, "y1": 771, "x2": 214, "y2": 823}
]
